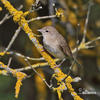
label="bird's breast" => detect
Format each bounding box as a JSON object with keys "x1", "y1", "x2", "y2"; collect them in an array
[
  {"x1": 43, "y1": 38, "x2": 65, "y2": 59},
  {"x1": 43, "y1": 35, "x2": 59, "y2": 46}
]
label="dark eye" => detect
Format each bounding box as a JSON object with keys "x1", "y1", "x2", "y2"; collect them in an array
[{"x1": 45, "y1": 30, "x2": 49, "y2": 32}]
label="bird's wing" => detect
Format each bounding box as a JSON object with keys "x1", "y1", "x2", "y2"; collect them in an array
[{"x1": 57, "y1": 34, "x2": 73, "y2": 58}]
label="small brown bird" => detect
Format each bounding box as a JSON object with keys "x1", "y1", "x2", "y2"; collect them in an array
[{"x1": 38, "y1": 26, "x2": 73, "y2": 64}]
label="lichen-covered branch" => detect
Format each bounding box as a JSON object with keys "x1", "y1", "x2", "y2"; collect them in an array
[
  {"x1": 0, "y1": 0, "x2": 84, "y2": 99},
  {"x1": 0, "y1": 5, "x2": 23, "y2": 25},
  {"x1": 0, "y1": 62, "x2": 27, "y2": 98}
]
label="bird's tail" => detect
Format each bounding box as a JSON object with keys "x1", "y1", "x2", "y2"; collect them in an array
[{"x1": 66, "y1": 56, "x2": 82, "y2": 78}]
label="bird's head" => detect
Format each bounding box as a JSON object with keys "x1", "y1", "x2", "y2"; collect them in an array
[{"x1": 37, "y1": 26, "x2": 56, "y2": 35}]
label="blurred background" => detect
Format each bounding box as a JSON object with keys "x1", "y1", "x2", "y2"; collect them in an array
[{"x1": 0, "y1": 0, "x2": 100, "y2": 100}]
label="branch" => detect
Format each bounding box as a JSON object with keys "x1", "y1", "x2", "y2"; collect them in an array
[
  {"x1": 72, "y1": 1, "x2": 94, "y2": 54},
  {"x1": 0, "y1": 0, "x2": 84, "y2": 99},
  {"x1": 82, "y1": 1, "x2": 93, "y2": 43},
  {"x1": 16, "y1": 59, "x2": 59, "y2": 72},
  {"x1": 28, "y1": 15, "x2": 56, "y2": 23},
  {"x1": 3, "y1": 27, "x2": 21, "y2": 55},
  {"x1": 0, "y1": 5, "x2": 23, "y2": 25},
  {"x1": 49, "y1": 0, "x2": 56, "y2": 25}
]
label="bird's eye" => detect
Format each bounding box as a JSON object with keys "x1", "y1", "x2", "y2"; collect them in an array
[{"x1": 45, "y1": 30, "x2": 49, "y2": 32}]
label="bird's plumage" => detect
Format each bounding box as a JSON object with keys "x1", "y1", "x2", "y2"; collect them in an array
[{"x1": 38, "y1": 26, "x2": 73, "y2": 60}]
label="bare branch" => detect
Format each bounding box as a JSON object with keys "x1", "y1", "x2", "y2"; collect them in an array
[
  {"x1": 49, "y1": 0, "x2": 56, "y2": 25},
  {"x1": 13, "y1": 51, "x2": 45, "y2": 61},
  {"x1": 72, "y1": 36, "x2": 100, "y2": 54},
  {"x1": 86, "y1": 36, "x2": 100, "y2": 46},
  {"x1": 0, "y1": 5, "x2": 23, "y2": 25},
  {"x1": 16, "y1": 59, "x2": 59, "y2": 72},
  {"x1": 0, "y1": 14, "x2": 11, "y2": 25},
  {"x1": 24, "y1": 58, "x2": 52, "y2": 89},
  {"x1": 28, "y1": 15, "x2": 56, "y2": 23},
  {"x1": 82, "y1": 1, "x2": 93, "y2": 43},
  {"x1": 7, "y1": 57, "x2": 12, "y2": 67},
  {"x1": 28, "y1": 15, "x2": 57, "y2": 38},
  {"x1": 4, "y1": 27, "x2": 21, "y2": 54}
]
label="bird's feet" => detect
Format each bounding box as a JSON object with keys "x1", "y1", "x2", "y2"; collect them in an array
[{"x1": 54, "y1": 58, "x2": 66, "y2": 68}]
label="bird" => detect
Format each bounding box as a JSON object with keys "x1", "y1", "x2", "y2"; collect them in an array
[{"x1": 38, "y1": 26, "x2": 74, "y2": 67}]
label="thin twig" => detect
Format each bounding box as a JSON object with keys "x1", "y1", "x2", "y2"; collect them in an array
[
  {"x1": 28, "y1": 15, "x2": 57, "y2": 38},
  {"x1": 16, "y1": 59, "x2": 59, "y2": 72},
  {"x1": 72, "y1": 2, "x2": 94, "y2": 54},
  {"x1": 14, "y1": 52, "x2": 45, "y2": 61},
  {"x1": 86, "y1": 36, "x2": 100, "y2": 46},
  {"x1": 29, "y1": 0, "x2": 43, "y2": 12},
  {"x1": 28, "y1": 15, "x2": 56, "y2": 23},
  {"x1": 1, "y1": 50, "x2": 45, "y2": 61},
  {"x1": 4, "y1": 27, "x2": 21, "y2": 54},
  {"x1": 0, "y1": 62, "x2": 12, "y2": 73},
  {"x1": 0, "y1": 5, "x2": 23, "y2": 25},
  {"x1": 63, "y1": 60, "x2": 76, "y2": 81},
  {"x1": 7, "y1": 57, "x2": 12, "y2": 67},
  {"x1": 0, "y1": 14, "x2": 11, "y2": 25},
  {"x1": 65, "y1": 24, "x2": 81, "y2": 79},
  {"x1": 24, "y1": 58, "x2": 52, "y2": 89},
  {"x1": 82, "y1": 1, "x2": 93, "y2": 43},
  {"x1": 72, "y1": 36, "x2": 100, "y2": 52},
  {"x1": 16, "y1": 5, "x2": 23, "y2": 11},
  {"x1": 49, "y1": 0, "x2": 56, "y2": 25}
]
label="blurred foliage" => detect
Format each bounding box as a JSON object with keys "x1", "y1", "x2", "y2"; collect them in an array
[
  {"x1": 0, "y1": 75, "x2": 24, "y2": 100},
  {"x1": 0, "y1": 0, "x2": 100, "y2": 100}
]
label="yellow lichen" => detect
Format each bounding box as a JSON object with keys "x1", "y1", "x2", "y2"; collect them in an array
[
  {"x1": 79, "y1": 42, "x2": 86, "y2": 49},
  {"x1": 0, "y1": 70, "x2": 7, "y2": 75},
  {"x1": 56, "y1": 8, "x2": 64, "y2": 18},
  {"x1": 0, "y1": 52, "x2": 5, "y2": 56},
  {"x1": 13, "y1": 11, "x2": 23, "y2": 22},
  {"x1": 57, "y1": 90, "x2": 63, "y2": 100},
  {"x1": 0, "y1": 61, "x2": 27, "y2": 98},
  {"x1": 0, "y1": 7, "x2": 2, "y2": 11},
  {"x1": 15, "y1": 72, "x2": 27, "y2": 98},
  {"x1": 15, "y1": 79, "x2": 22, "y2": 98},
  {"x1": 0, "y1": 0, "x2": 83, "y2": 100},
  {"x1": 0, "y1": 51, "x2": 11, "y2": 56},
  {"x1": 0, "y1": 62, "x2": 8, "y2": 68}
]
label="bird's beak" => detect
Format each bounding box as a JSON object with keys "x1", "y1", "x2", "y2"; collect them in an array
[{"x1": 37, "y1": 29, "x2": 42, "y2": 32}]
